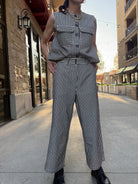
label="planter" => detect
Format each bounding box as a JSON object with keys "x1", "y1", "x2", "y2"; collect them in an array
[
  {"x1": 98, "y1": 85, "x2": 103, "y2": 92},
  {"x1": 97, "y1": 84, "x2": 138, "y2": 101},
  {"x1": 126, "y1": 85, "x2": 138, "y2": 100},
  {"x1": 109, "y1": 85, "x2": 119, "y2": 94},
  {"x1": 118, "y1": 85, "x2": 126, "y2": 95},
  {"x1": 103, "y1": 85, "x2": 109, "y2": 93}
]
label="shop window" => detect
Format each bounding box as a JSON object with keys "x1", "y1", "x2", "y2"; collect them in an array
[
  {"x1": 32, "y1": 32, "x2": 41, "y2": 105},
  {"x1": 25, "y1": 32, "x2": 31, "y2": 91},
  {"x1": 123, "y1": 74, "x2": 127, "y2": 83},
  {"x1": 0, "y1": 0, "x2": 10, "y2": 124},
  {"x1": 0, "y1": 0, "x2": 4, "y2": 20},
  {"x1": 25, "y1": 27, "x2": 49, "y2": 107},
  {"x1": 130, "y1": 73, "x2": 135, "y2": 83},
  {"x1": 41, "y1": 54, "x2": 48, "y2": 102},
  {"x1": 131, "y1": 72, "x2": 138, "y2": 83},
  {"x1": 135, "y1": 72, "x2": 138, "y2": 83}
]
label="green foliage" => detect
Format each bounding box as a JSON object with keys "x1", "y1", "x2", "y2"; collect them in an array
[
  {"x1": 97, "y1": 83, "x2": 138, "y2": 86},
  {"x1": 97, "y1": 50, "x2": 105, "y2": 72}
]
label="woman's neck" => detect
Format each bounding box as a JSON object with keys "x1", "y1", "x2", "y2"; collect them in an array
[{"x1": 67, "y1": 2, "x2": 82, "y2": 15}]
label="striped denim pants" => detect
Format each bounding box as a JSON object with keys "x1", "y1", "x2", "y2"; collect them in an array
[{"x1": 44, "y1": 58, "x2": 105, "y2": 173}]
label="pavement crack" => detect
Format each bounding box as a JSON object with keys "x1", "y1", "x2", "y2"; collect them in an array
[{"x1": 0, "y1": 171, "x2": 138, "y2": 174}]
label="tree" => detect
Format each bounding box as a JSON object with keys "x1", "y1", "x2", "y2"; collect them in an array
[{"x1": 97, "y1": 50, "x2": 105, "y2": 73}]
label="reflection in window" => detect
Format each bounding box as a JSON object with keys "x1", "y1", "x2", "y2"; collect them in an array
[
  {"x1": 131, "y1": 72, "x2": 138, "y2": 83},
  {"x1": 0, "y1": 0, "x2": 4, "y2": 20},
  {"x1": 135, "y1": 72, "x2": 138, "y2": 83},
  {"x1": 41, "y1": 57, "x2": 47, "y2": 102},
  {"x1": 123, "y1": 74, "x2": 127, "y2": 83},
  {"x1": 25, "y1": 32, "x2": 31, "y2": 91},
  {"x1": 33, "y1": 32, "x2": 41, "y2": 105},
  {"x1": 0, "y1": 25, "x2": 6, "y2": 89},
  {"x1": 34, "y1": 54, "x2": 40, "y2": 104},
  {"x1": 131, "y1": 73, "x2": 135, "y2": 83},
  {"x1": 32, "y1": 32, "x2": 38, "y2": 52},
  {"x1": 0, "y1": 27, "x2": 3, "y2": 49},
  {"x1": 0, "y1": 0, "x2": 10, "y2": 123}
]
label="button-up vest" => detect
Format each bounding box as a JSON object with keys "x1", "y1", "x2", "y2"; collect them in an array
[{"x1": 48, "y1": 11, "x2": 100, "y2": 64}]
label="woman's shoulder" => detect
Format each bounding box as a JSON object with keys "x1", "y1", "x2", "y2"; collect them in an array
[{"x1": 82, "y1": 11, "x2": 96, "y2": 20}]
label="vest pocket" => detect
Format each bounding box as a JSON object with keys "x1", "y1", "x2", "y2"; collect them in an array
[
  {"x1": 56, "y1": 25, "x2": 75, "y2": 46},
  {"x1": 79, "y1": 26, "x2": 95, "y2": 47}
]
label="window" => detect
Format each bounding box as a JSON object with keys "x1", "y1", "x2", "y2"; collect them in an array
[
  {"x1": 32, "y1": 31, "x2": 41, "y2": 105},
  {"x1": 123, "y1": 74, "x2": 127, "y2": 83},
  {"x1": 41, "y1": 54, "x2": 48, "y2": 102},
  {"x1": 135, "y1": 72, "x2": 138, "y2": 83},
  {"x1": 130, "y1": 72, "x2": 138, "y2": 83},
  {"x1": 25, "y1": 31, "x2": 31, "y2": 91},
  {"x1": 0, "y1": 0, "x2": 10, "y2": 123},
  {"x1": 0, "y1": 0, "x2": 4, "y2": 20}
]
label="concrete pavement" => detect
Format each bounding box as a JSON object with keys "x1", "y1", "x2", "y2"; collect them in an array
[{"x1": 0, "y1": 92, "x2": 138, "y2": 184}]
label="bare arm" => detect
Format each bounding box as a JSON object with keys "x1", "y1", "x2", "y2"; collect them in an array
[
  {"x1": 92, "y1": 17, "x2": 98, "y2": 71},
  {"x1": 40, "y1": 13, "x2": 56, "y2": 74}
]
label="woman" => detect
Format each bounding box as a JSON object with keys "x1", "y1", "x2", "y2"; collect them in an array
[{"x1": 41, "y1": 0, "x2": 111, "y2": 184}]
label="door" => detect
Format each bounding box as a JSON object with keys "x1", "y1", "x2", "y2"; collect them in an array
[{"x1": 0, "y1": 0, "x2": 10, "y2": 124}]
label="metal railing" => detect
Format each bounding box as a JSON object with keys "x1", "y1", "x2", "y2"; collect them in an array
[
  {"x1": 125, "y1": 0, "x2": 134, "y2": 13},
  {"x1": 126, "y1": 19, "x2": 136, "y2": 37},
  {"x1": 126, "y1": 46, "x2": 138, "y2": 60}
]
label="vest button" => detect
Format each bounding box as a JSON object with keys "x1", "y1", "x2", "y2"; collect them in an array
[
  {"x1": 75, "y1": 33, "x2": 78, "y2": 36},
  {"x1": 76, "y1": 44, "x2": 79, "y2": 48},
  {"x1": 75, "y1": 22, "x2": 79, "y2": 27}
]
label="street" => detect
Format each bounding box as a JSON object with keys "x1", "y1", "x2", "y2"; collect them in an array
[{"x1": 0, "y1": 92, "x2": 138, "y2": 184}]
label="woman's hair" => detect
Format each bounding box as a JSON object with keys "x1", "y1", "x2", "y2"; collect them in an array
[{"x1": 59, "y1": 0, "x2": 69, "y2": 14}]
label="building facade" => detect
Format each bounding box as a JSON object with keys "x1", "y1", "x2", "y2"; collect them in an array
[
  {"x1": 0, "y1": 0, "x2": 63, "y2": 125},
  {"x1": 116, "y1": 0, "x2": 138, "y2": 83}
]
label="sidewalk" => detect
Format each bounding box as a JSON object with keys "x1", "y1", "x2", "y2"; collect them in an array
[{"x1": 0, "y1": 92, "x2": 138, "y2": 184}]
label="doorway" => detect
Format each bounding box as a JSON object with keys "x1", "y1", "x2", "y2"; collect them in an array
[{"x1": 0, "y1": 0, "x2": 10, "y2": 125}]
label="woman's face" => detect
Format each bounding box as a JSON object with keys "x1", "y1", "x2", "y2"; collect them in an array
[{"x1": 70, "y1": 0, "x2": 85, "y2": 4}]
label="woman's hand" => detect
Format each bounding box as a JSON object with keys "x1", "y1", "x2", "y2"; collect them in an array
[
  {"x1": 93, "y1": 63, "x2": 98, "y2": 72},
  {"x1": 92, "y1": 16, "x2": 98, "y2": 73},
  {"x1": 47, "y1": 61, "x2": 56, "y2": 75}
]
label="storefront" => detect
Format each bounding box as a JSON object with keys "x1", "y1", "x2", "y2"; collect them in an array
[
  {"x1": 25, "y1": 27, "x2": 49, "y2": 107},
  {"x1": 115, "y1": 67, "x2": 126, "y2": 83},
  {"x1": 0, "y1": 0, "x2": 54, "y2": 123},
  {"x1": 115, "y1": 63, "x2": 138, "y2": 83},
  {"x1": 0, "y1": 0, "x2": 10, "y2": 125},
  {"x1": 123, "y1": 63, "x2": 138, "y2": 83},
  {"x1": 26, "y1": 28, "x2": 48, "y2": 107}
]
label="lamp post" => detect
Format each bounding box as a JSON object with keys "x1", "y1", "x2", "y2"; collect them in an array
[{"x1": 17, "y1": 8, "x2": 31, "y2": 30}]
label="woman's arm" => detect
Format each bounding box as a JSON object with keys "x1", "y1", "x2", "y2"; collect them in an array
[
  {"x1": 40, "y1": 13, "x2": 56, "y2": 74},
  {"x1": 92, "y1": 17, "x2": 98, "y2": 71}
]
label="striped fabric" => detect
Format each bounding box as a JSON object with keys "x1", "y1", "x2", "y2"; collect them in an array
[
  {"x1": 44, "y1": 58, "x2": 105, "y2": 173},
  {"x1": 44, "y1": 10, "x2": 105, "y2": 174},
  {"x1": 48, "y1": 11, "x2": 100, "y2": 64}
]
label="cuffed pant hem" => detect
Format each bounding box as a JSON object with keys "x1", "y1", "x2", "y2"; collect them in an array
[
  {"x1": 87, "y1": 157, "x2": 105, "y2": 171},
  {"x1": 44, "y1": 163, "x2": 65, "y2": 174}
]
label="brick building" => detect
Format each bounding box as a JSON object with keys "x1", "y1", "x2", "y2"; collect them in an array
[
  {"x1": 116, "y1": 0, "x2": 138, "y2": 83},
  {"x1": 0, "y1": 0, "x2": 63, "y2": 125}
]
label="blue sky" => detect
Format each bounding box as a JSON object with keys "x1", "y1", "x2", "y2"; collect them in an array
[{"x1": 81, "y1": 0, "x2": 117, "y2": 72}]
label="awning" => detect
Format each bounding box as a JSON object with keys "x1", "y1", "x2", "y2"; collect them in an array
[
  {"x1": 115, "y1": 67, "x2": 126, "y2": 75},
  {"x1": 24, "y1": 0, "x2": 50, "y2": 31},
  {"x1": 123, "y1": 64, "x2": 137, "y2": 72},
  {"x1": 123, "y1": 62, "x2": 138, "y2": 72}
]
